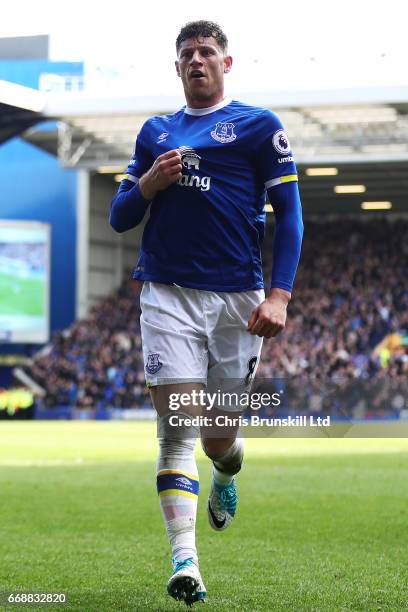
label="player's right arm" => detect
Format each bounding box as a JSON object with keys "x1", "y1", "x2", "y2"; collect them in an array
[{"x1": 109, "y1": 125, "x2": 182, "y2": 233}]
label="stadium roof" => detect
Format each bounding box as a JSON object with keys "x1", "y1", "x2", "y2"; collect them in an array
[
  {"x1": 0, "y1": 82, "x2": 407, "y2": 167},
  {"x1": 19, "y1": 84, "x2": 408, "y2": 169},
  {"x1": 1, "y1": 82, "x2": 408, "y2": 213},
  {"x1": 0, "y1": 80, "x2": 45, "y2": 144}
]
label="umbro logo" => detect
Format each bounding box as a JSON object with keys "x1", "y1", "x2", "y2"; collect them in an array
[
  {"x1": 157, "y1": 132, "x2": 169, "y2": 143},
  {"x1": 175, "y1": 476, "x2": 192, "y2": 486},
  {"x1": 175, "y1": 476, "x2": 193, "y2": 491}
]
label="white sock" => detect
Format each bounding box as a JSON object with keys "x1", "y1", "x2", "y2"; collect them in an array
[
  {"x1": 157, "y1": 437, "x2": 199, "y2": 565},
  {"x1": 213, "y1": 437, "x2": 244, "y2": 486}
]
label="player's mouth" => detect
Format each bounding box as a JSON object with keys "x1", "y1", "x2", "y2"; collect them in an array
[{"x1": 189, "y1": 70, "x2": 206, "y2": 80}]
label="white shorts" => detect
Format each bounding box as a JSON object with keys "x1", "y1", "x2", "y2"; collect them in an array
[{"x1": 140, "y1": 282, "x2": 264, "y2": 397}]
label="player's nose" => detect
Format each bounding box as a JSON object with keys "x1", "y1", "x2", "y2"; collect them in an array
[{"x1": 189, "y1": 50, "x2": 203, "y2": 66}]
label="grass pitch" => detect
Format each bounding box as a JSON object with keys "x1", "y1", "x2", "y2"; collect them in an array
[{"x1": 0, "y1": 422, "x2": 407, "y2": 611}]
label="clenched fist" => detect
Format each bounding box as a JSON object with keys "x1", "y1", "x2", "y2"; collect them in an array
[
  {"x1": 139, "y1": 149, "x2": 182, "y2": 200},
  {"x1": 247, "y1": 288, "x2": 291, "y2": 338}
]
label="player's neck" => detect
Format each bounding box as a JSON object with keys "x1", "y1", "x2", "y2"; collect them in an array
[
  {"x1": 184, "y1": 97, "x2": 232, "y2": 116},
  {"x1": 185, "y1": 93, "x2": 226, "y2": 110}
]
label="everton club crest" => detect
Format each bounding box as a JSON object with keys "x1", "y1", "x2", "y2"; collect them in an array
[
  {"x1": 211, "y1": 122, "x2": 237, "y2": 144},
  {"x1": 146, "y1": 353, "x2": 162, "y2": 374}
]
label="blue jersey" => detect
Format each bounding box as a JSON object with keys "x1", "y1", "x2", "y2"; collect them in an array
[{"x1": 112, "y1": 98, "x2": 302, "y2": 292}]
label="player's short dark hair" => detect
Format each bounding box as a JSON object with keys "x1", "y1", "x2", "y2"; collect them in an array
[{"x1": 176, "y1": 20, "x2": 228, "y2": 55}]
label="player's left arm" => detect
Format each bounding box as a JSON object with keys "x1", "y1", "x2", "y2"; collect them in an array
[
  {"x1": 248, "y1": 180, "x2": 303, "y2": 338},
  {"x1": 248, "y1": 110, "x2": 304, "y2": 338}
]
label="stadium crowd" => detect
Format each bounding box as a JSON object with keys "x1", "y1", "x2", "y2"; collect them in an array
[
  {"x1": 26, "y1": 218, "x2": 407, "y2": 417},
  {"x1": 27, "y1": 282, "x2": 149, "y2": 409}
]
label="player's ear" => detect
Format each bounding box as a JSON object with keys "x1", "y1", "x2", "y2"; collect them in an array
[
  {"x1": 223, "y1": 55, "x2": 233, "y2": 74},
  {"x1": 175, "y1": 60, "x2": 181, "y2": 77}
]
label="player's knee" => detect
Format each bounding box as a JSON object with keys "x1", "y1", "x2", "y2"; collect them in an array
[
  {"x1": 201, "y1": 437, "x2": 234, "y2": 460},
  {"x1": 157, "y1": 410, "x2": 200, "y2": 445},
  {"x1": 158, "y1": 410, "x2": 199, "y2": 462},
  {"x1": 159, "y1": 436, "x2": 196, "y2": 461}
]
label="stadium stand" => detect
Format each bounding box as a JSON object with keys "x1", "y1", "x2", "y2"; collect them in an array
[
  {"x1": 25, "y1": 281, "x2": 148, "y2": 410},
  {"x1": 24, "y1": 217, "x2": 407, "y2": 418}
]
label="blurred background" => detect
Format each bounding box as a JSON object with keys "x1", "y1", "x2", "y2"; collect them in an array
[{"x1": 0, "y1": 0, "x2": 407, "y2": 422}]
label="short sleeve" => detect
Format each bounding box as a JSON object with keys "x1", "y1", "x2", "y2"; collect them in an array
[
  {"x1": 124, "y1": 122, "x2": 154, "y2": 182},
  {"x1": 255, "y1": 110, "x2": 298, "y2": 190}
]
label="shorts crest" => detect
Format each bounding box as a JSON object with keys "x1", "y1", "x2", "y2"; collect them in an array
[{"x1": 146, "y1": 353, "x2": 162, "y2": 374}]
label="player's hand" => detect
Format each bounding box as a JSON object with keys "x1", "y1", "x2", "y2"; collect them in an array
[
  {"x1": 247, "y1": 288, "x2": 291, "y2": 338},
  {"x1": 139, "y1": 149, "x2": 182, "y2": 200}
]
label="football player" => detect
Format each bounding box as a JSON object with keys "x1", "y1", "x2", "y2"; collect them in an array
[{"x1": 110, "y1": 20, "x2": 303, "y2": 606}]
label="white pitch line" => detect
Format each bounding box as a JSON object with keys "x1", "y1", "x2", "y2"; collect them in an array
[{"x1": 0, "y1": 458, "x2": 85, "y2": 466}]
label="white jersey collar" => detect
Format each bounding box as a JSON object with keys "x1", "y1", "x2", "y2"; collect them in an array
[{"x1": 184, "y1": 97, "x2": 232, "y2": 116}]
